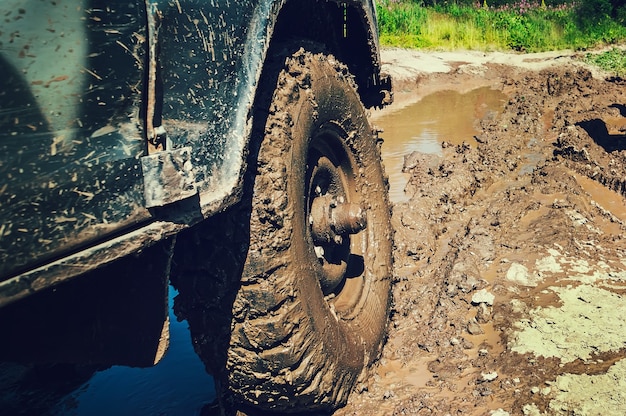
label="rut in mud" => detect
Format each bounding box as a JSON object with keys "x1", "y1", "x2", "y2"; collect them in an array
[{"x1": 337, "y1": 57, "x2": 626, "y2": 415}]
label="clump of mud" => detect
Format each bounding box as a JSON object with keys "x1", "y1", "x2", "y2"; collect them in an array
[{"x1": 338, "y1": 65, "x2": 626, "y2": 416}]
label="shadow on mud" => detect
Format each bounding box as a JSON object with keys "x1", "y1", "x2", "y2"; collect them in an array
[{"x1": 577, "y1": 116, "x2": 626, "y2": 153}]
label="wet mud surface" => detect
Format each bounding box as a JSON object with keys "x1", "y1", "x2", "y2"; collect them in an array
[{"x1": 337, "y1": 50, "x2": 626, "y2": 415}]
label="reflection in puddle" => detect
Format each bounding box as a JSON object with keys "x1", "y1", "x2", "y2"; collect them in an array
[
  {"x1": 376, "y1": 87, "x2": 507, "y2": 202},
  {"x1": 52, "y1": 288, "x2": 215, "y2": 415}
]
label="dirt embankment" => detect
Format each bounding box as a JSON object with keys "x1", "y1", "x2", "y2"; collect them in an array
[{"x1": 337, "y1": 48, "x2": 626, "y2": 415}]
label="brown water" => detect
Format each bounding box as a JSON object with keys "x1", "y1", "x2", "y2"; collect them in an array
[
  {"x1": 376, "y1": 87, "x2": 507, "y2": 202},
  {"x1": 574, "y1": 173, "x2": 626, "y2": 222}
]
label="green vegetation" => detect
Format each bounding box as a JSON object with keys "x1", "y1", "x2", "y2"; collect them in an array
[
  {"x1": 377, "y1": 0, "x2": 626, "y2": 52},
  {"x1": 583, "y1": 47, "x2": 626, "y2": 75}
]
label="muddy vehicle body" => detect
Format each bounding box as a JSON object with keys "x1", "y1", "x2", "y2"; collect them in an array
[{"x1": 0, "y1": 0, "x2": 393, "y2": 412}]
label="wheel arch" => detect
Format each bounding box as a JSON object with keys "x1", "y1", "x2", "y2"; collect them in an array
[
  {"x1": 269, "y1": 0, "x2": 391, "y2": 109},
  {"x1": 152, "y1": 0, "x2": 391, "y2": 220}
]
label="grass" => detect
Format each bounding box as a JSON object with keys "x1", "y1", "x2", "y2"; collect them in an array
[
  {"x1": 376, "y1": 1, "x2": 626, "y2": 53},
  {"x1": 583, "y1": 47, "x2": 626, "y2": 75}
]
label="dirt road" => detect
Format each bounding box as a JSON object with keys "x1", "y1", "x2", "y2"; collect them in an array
[{"x1": 337, "y1": 48, "x2": 626, "y2": 415}]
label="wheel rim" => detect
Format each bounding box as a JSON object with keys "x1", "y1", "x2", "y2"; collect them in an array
[{"x1": 307, "y1": 124, "x2": 367, "y2": 316}]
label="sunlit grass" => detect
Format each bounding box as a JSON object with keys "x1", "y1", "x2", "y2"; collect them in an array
[
  {"x1": 376, "y1": 1, "x2": 626, "y2": 52},
  {"x1": 423, "y1": 12, "x2": 503, "y2": 50},
  {"x1": 380, "y1": 11, "x2": 503, "y2": 50},
  {"x1": 583, "y1": 47, "x2": 626, "y2": 76}
]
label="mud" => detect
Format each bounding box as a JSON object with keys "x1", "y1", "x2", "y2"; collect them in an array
[
  {"x1": 336, "y1": 49, "x2": 626, "y2": 415},
  {"x1": 376, "y1": 87, "x2": 507, "y2": 202}
]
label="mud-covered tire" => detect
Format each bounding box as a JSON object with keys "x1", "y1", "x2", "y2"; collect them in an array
[
  {"x1": 225, "y1": 49, "x2": 392, "y2": 412},
  {"x1": 172, "y1": 48, "x2": 392, "y2": 414}
]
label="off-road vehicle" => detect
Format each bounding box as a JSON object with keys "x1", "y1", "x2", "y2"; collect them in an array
[{"x1": 0, "y1": 0, "x2": 393, "y2": 412}]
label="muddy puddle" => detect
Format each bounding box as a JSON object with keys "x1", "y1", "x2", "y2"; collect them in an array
[
  {"x1": 0, "y1": 287, "x2": 216, "y2": 415},
  {"x1": 377, "y1": 87, "x2": 507, "y2": 202}
]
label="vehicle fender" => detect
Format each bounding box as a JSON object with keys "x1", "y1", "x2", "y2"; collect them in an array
[{"x1": 149, "y1": 0, "x2": 391, "y2": 220}]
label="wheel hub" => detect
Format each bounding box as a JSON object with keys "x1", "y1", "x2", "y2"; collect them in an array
[
  {"x1": 310, "y1": 195, "x2": 367, "y2": 246},
  {"x1": 307, "y1": 151, "x2": 367, "y2": 295}
]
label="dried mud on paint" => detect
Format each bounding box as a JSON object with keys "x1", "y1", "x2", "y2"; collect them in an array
[{"x1": 337, "y1": 52, "x2": 626, "y2": 415}]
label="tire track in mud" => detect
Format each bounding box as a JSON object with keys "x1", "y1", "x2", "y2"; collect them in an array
[{"x1": 337, "y1": 56, "x2": 626, "y2": 416}]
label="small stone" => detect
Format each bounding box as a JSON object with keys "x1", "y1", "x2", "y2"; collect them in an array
[
  {"x1": 481, "y1": 372, "x2": 498, "y2": 382},
  {"x1": 476, "y1": 302, "x2": 492, "y2": 323},
  {"x1": 459, "y1": 275, "x2": 479, "y2": 293},
  {"x1": 471, "y1": 288, "x2": 495, "y2": 306},
  {"x1": 490, "y1": 410, "x2": 510, "y2": 416},
  {"x1": 530, "y1": 386, "x2": 540, "y2": 394},
  {"x1": 523, "y1": 403, "x2": 542, "y2": 416},
  {"x1": 446, "y1": 283, "x2": 458, "y2": 297},
  {"x1": 467, "y1": 320, "x2": 484, "y2": 335},
  {"x1": 480, "y1": 387, "x2": 494, "y2": 396},
  {"x1": 450, "y1": 337, "x2": 461, "y2": 346},
  {"x1": 462, "y1": 339, "x2": 475, "y2": 349},
  {"x1": 383, "y1": 390, "x2": 395, "y2": 399},
  {"x1": 506, "y1": 262, "x2": 542, "y2": 287}
]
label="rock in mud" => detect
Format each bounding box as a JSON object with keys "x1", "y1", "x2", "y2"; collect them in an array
[{"x1": 471, "y1": 288, "x2": 495, "y2": 306}]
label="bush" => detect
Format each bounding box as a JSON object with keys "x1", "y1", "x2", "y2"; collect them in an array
[{"x1": 577, "y1": 0, "x2": 612, "y2": 28}]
